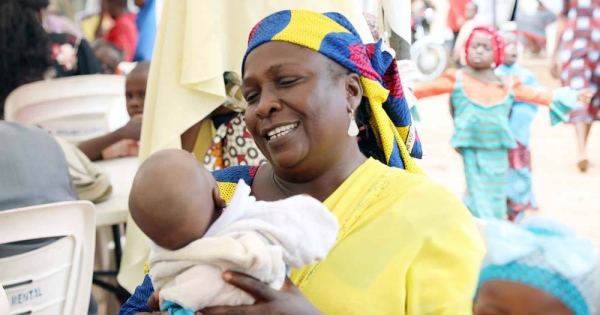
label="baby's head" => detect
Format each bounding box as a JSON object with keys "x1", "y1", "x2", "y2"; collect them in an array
[
  {"x1": 474, "y1": 216, "x2": 599, "y2": 315},
  {"x1": 125, "y1": 61, "x2": 150, "y2": 118},
  {"x1": 129, "y1": 149, "x2": 226, "y2": 250}
]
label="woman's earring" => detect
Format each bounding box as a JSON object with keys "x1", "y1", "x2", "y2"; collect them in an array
[{"x1": 347, "y1": 109, "x2": 359, "y2": 137}]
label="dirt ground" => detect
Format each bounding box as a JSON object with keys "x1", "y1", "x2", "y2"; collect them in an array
[{"x1": 413, "y1": 56, "x2": 600, "y2": 248}]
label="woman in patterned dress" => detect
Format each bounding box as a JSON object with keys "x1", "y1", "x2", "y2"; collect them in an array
[{"x1": 550, "y1": 0, "x2": 600, "y2": 172}]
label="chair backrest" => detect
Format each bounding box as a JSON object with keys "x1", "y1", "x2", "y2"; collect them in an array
[
  {"x1": 0, "y1": 201, "x2": 96, "y2": 315},
  {"x1": 0, "y1": 285, "x2": 9, "y2": 315},
  {"x1": 4, "y1": 75, "x2": 129, "y2": 143}
]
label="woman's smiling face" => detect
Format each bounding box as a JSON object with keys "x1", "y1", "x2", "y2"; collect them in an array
[{"x1": 242, "y1": 41, "x2": 360, "y2": 180}]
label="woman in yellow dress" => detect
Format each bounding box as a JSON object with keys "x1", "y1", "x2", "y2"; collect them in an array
[{"x1": 120, "y1": 10, "x2": 484, "y2": 315}]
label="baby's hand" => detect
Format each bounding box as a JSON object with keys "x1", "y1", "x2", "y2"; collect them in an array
[
  {"x1": 146, "y1": 290, "x2": 160, "y2": 311},
  {"x1": 577, "y1": 89, "x2": 595, "y2": 104}
]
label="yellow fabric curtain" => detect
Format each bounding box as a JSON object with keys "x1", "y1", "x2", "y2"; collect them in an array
[{"x1": 118, "y1": 0, "x2": 374, "y2": 293}]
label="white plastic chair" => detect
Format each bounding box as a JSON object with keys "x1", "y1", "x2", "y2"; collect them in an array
[
  {"x1": 4, "y1": 75, "x2": 129, "y2": 143},
  {"x1": 0, "y1": 201, "x2": 96, "y2": 315},
  {"x1": 0, "y1": 285, "x2": 9, "y2": 315}
]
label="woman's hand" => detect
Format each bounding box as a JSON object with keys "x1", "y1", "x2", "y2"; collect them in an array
[
  {"x1": 578, "y1": 89, "x2": 595, "y2": 104},
  {"x1": 199, "y1": 271, "x2": 322, "y2": 315}
]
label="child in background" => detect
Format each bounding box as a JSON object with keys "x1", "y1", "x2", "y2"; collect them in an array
[
  {"x1": 413, "y1": 26, "x2": 594, "y2": 220},
  {"x1": 133, "y1": 0, "x2": 158, "y2": 61},
  {"x1": 452, "y1": 2, "x2": 480, "y2": 67},
  {"x1": 474, "y1": 216, "x2": 598, "y2": 315},
  {"x1": 95, "y1": 0, "x2": 138, "y2": 62},
  {"x1": 77, "y1": 61, "x2": 149, "y2": 161},
  {"x1": 93, "y1": 40, "x2": 124, "y2": 74},
  {"x1": 495, "y1": 32, "x2": 541, "y2": 221},
  {"x1": 129, "y1": 149, "x2": 338, "y2": 314}
]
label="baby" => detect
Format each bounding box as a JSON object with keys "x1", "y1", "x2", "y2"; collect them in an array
[
  {"x1": 474, "y1": 216, "x2": 599, "y2": 315},
  {"x1": 129, "y1": 149, "x2": 339, "y2": 314}
]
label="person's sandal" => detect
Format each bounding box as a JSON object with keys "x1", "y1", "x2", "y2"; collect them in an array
[{"x1": 577, "y1": 158, "x2": 589, "y2": 173}]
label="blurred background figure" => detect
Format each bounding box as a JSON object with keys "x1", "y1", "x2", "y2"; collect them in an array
[
  {"x1": 0, "y1": 0, "x2": 102, "y2": 118},
  {"x1": 132, "y1": 0, "x2": 159, "y2": 61},
  {"x1": 452, "y1": 1, "x2": 480, "y2": 67},
  {"x1": 93, "y1": 40, "x2": 124, "y2": 74},
  {"x1": 94, "y1": 0, "x2": 138, "y2": 62},
  {"x1": 515, "y1": 0, "x2": 556, "y2": 56},
  {"x1": 550, "y1": 0, "x2": 600, "y2": 173}
]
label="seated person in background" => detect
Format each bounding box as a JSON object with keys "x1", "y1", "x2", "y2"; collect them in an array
[
  {"x1": 78, "y1": 61, "x2": 149, "y2": 161},
  {"x1": 95, "y1": 0, "x2": 139, "y2": 62},
  {"x1": 129, "y1": 149, "x2": 338, "y2": 314},
  {"x1": 0, "y1": 121, "x2": 98, "y2": 315},
  {"x1": 93, "y1": 40, "x2": 124, "y2": 74},
  {"x1": 474, "y1": 216, "x2": 598, "y2": 315},
  {"x1": 0, "y1": 0, "x2": 102, "y2": 91}
]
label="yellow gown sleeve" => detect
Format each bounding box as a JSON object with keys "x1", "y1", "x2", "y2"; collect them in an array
[
  {"x1": 413, "y1": 68, "x2": 457, "y2": 99},
  {"x1": 405, "y1": 182, "x2": 485, "y2": 314}
]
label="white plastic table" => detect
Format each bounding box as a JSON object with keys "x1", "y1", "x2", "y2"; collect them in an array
[
  {"x1": 94, "y1": 157, "x2": 138, "y2": 226},
  {"x1": 92, "y1": 157, "x2": 138, "y2": 297}
]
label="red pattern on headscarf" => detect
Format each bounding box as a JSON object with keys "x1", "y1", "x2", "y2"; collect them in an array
[{"x1": 464, "y1": 25, "x2": 505, "y2": 69}]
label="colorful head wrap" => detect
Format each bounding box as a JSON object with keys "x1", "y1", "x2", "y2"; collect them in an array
[
  {"x1": 478, "y1": 217, "x2": 599, "y2": 315},
  {"x1": 242, "y1": 10, "x2": 422, "y2": 173},
  {"x1": 465, "y1": 25, "x2": 505, "y2": 69}
]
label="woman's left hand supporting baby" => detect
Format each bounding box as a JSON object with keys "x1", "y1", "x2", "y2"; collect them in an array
[
  {"x1": 198, "y1": 272, "x2": 322, "y2": 315},
  {"x1": 144, "y1": 272, "x2": 322, "y2": 315}
]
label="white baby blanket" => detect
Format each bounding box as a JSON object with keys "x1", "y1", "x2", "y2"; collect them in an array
[{"x1": 148, "y1": 180, "x2": 339, "y2": 311}]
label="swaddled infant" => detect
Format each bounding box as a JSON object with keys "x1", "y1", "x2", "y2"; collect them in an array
[{"x1": 129, "y1": 149, "x2": 339, "y2": 314}]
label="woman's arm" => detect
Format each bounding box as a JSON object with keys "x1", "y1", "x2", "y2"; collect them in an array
[
  {"x1": 406, "y1": 184, "x2": 485, "y2": 314},
  {"x1": 550, "y1": 0, "x2": 569, "y2": 78},
  {"x1": 119, "y1": 275, "x2": 155, "y2": 315},
  {"x1": 412, "y1": 69, "x2": 457, "y2": 99}
]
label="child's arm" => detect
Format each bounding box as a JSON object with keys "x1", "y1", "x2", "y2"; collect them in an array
[
  {"x1": 412, "y1": 69, "x2": 457, "y2": 100},
  {"x1": 77, "y1": 116, "x2": 141, "y2": 161},
  {"x1": 512, "y1": 77, "x2": 553, "y2": 106},
  {"x1": 513, "y1": 78, "x2": 594, "y2": 125}
]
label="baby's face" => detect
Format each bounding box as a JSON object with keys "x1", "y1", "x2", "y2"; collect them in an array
[
  {"x1": 169, "y1": 163, "x2": 223, "y2": 250},
  {"x1": 474, "y1": 280, "x2": 573, "y2": 315}
]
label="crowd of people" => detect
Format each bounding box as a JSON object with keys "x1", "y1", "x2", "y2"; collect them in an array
[{"x1": 0, "y1": 0, "x2": 599, "y2": 314}]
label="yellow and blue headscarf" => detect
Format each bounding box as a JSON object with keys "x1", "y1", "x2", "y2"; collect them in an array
[{"x1": 242, "y1": 10, "x2": 423, "y2": 173}]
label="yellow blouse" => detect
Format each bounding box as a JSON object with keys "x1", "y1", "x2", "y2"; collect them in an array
[{"x1": 215, "y1": 158, "x2": 485, "y2": 314}]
